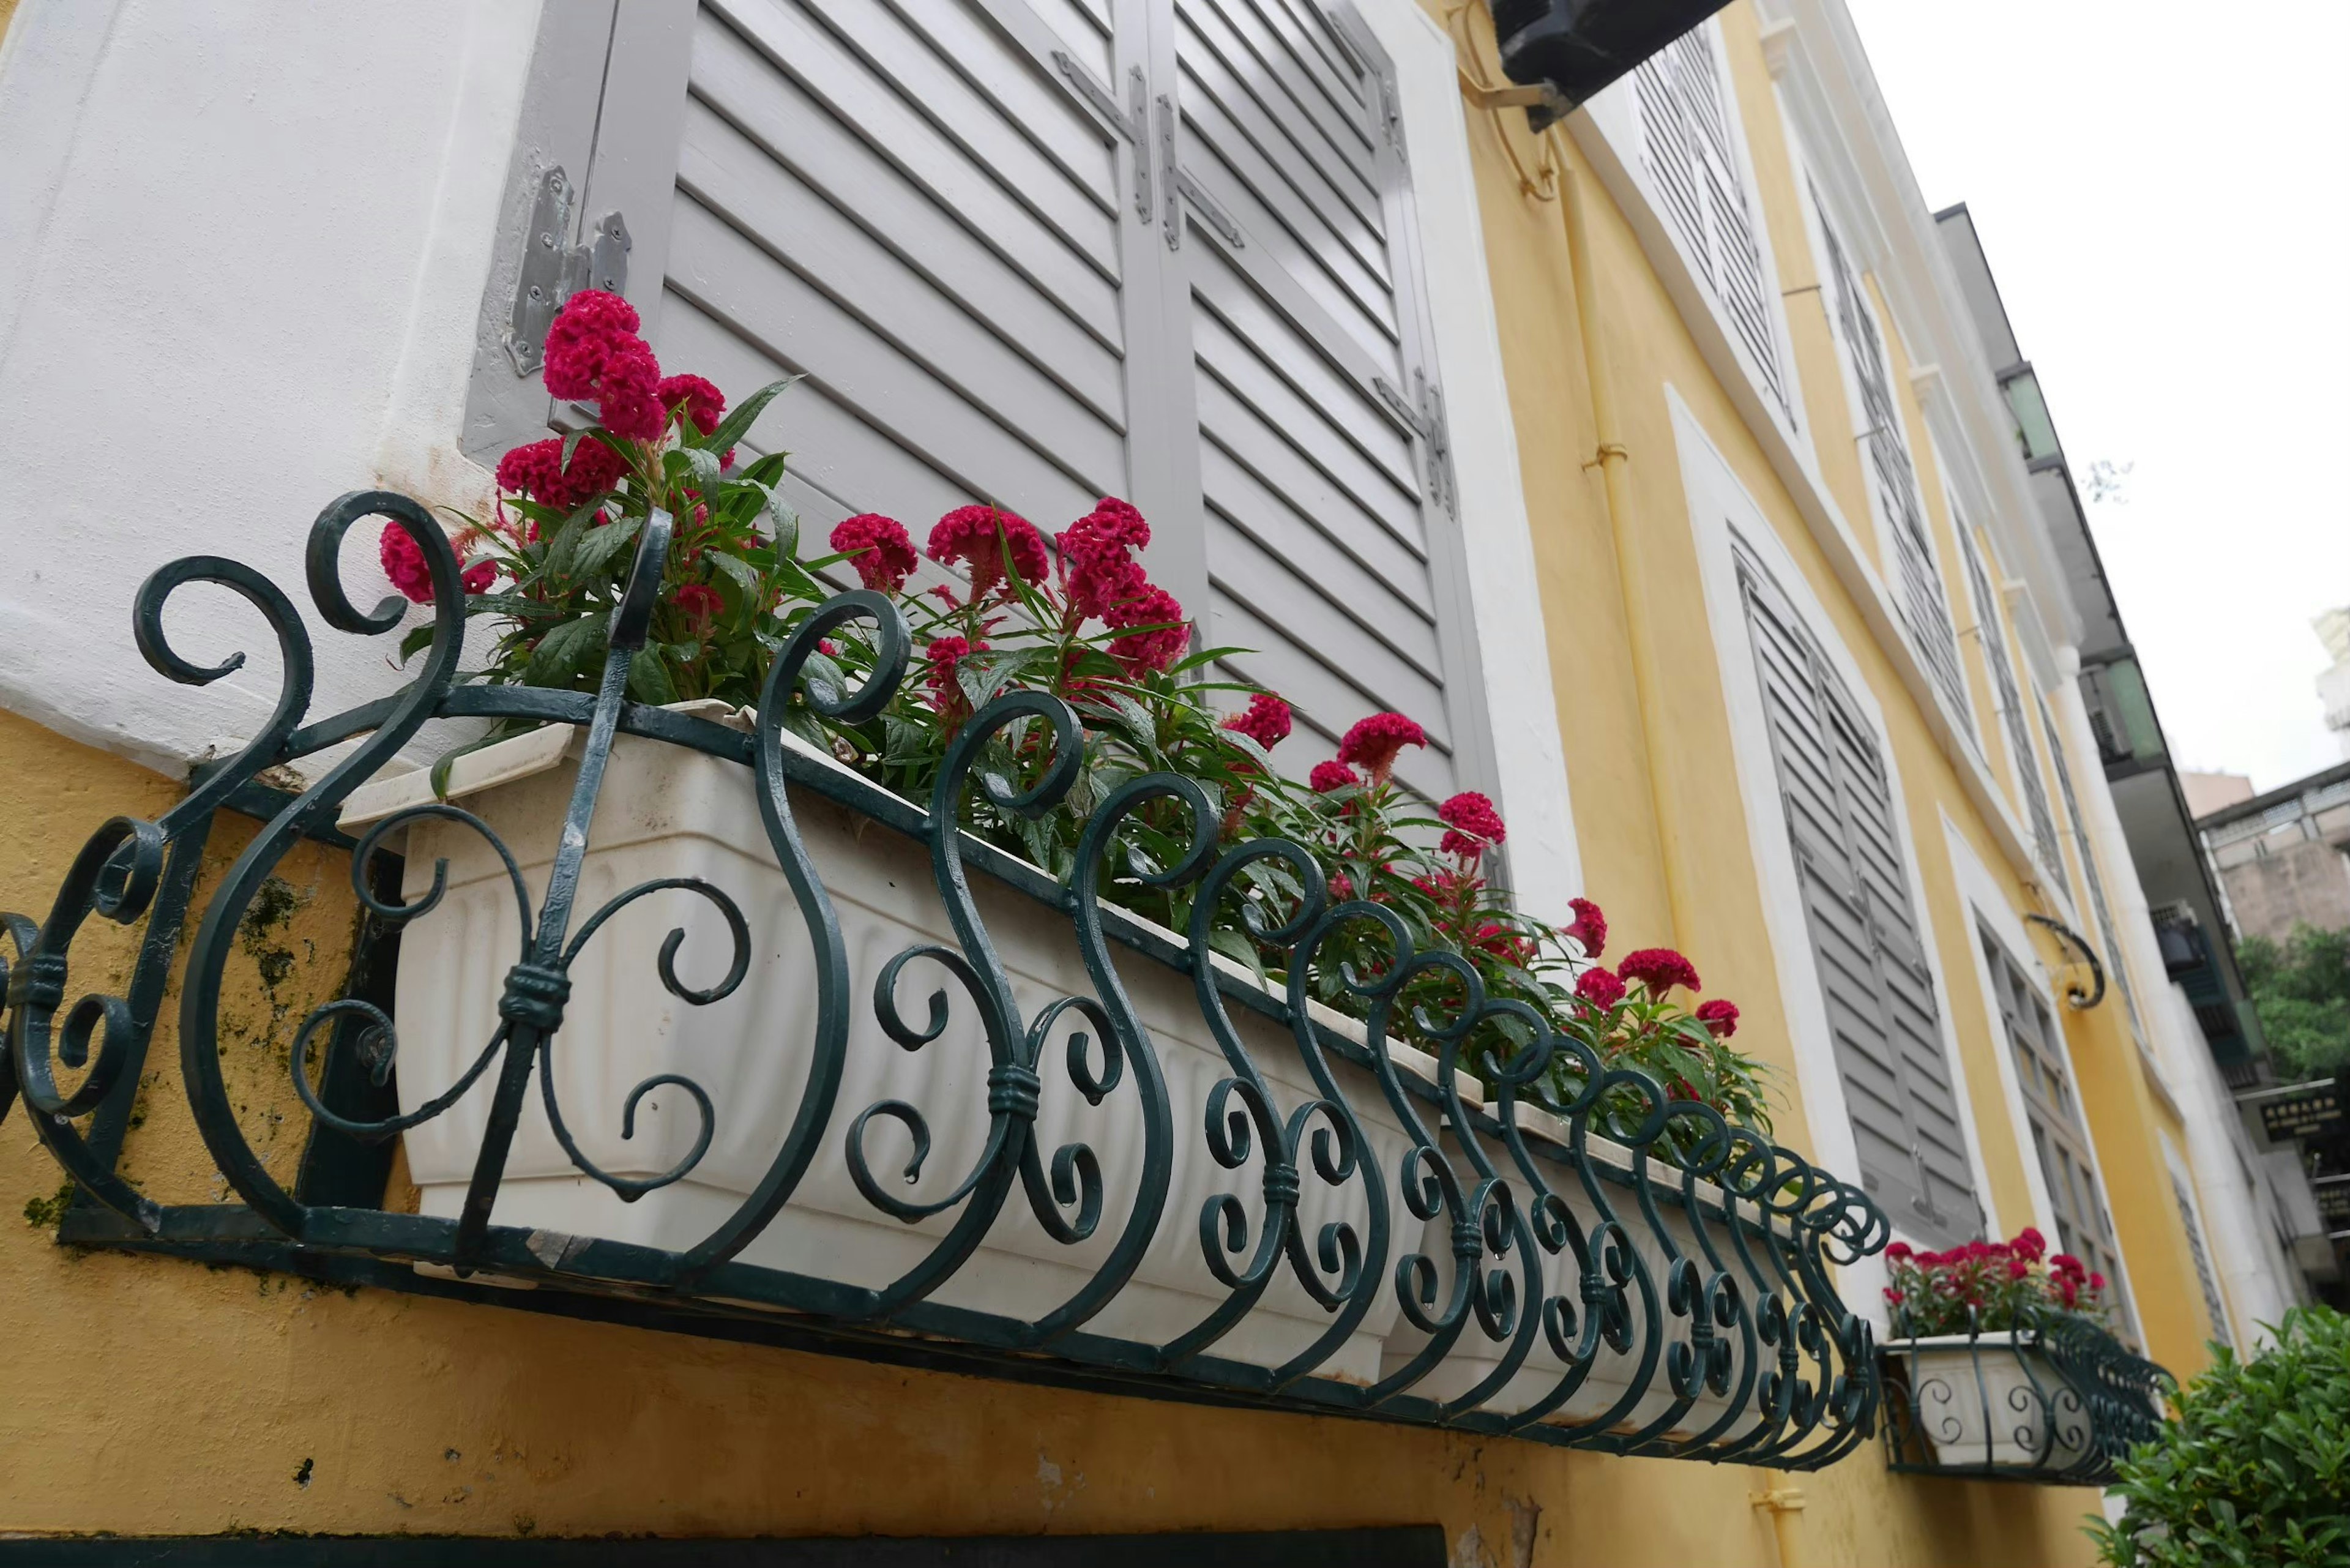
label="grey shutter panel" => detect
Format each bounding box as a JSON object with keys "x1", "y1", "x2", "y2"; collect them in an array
[
  {"x1": 1980, "y1": 928, "x2": 2136, "y2": 1337},
  {"x1": 1632, "y1": 26, "x2": 1788, "y2": 419},
  {"x1": 1165, "y1": 0, "x2": 1493, "y2": 803},
  {"x1": 1736, "y1": 539, "x2": 1980, "y2": 1247},
  {"x1": 623, "y1": 0, "x2": 1177, "y2": 543},
  {"x1": 2038, "y1": 692, "x2": 2146, "y2": 1044},
  {"x1": 1815, "y1": 201, "x2": 1972, "y2": 736},
  {"x1": 1958, "y1": 523, "x2": 2063, "y2": 880}
]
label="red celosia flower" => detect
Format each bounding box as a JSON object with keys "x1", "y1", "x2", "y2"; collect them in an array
[
  {"x1": 925, "y1": 635, "x2": 982, "y2": 716},
  {"x1": 1474, "y1": 922, "x2": 1534, "y2": 966},
  {"x1": 1105, "y1": 584, "x2": 1187, "y2": 674},
  {"x1": 1058, "y1": 497, "x2": 1153, "y2": 621},
  {"x1": 830, "y1": 513, "x2": 919, "y2": 593},
  {"x1": 1563, "y1": 897, "x2": 1607, "y2": 959},
  {"x1": 380, "y1": 523, "x2": 493, "y2": 603},
  {"x1": 2050, "y1": 1253, "x2": 2086, "y2": 1279},
  {"x1": 595, "y1": 337, "x2": 666, "y2": 441},
  {"x1": 1222, "y1": 692, "x2": 1292, "y2": 749},
  {"x1": 1575, "y1": 968, "x2": 1626, "y2": 1009},
  {"x1": 1695, "y1": 998, "x2": 1740, "y2": 1038},
  {"x1": 1438, "y1": 791, "x2": 1507, "y2": 845},
  {"x1": 2007, "y1": 1257, "x2": 2030, "y2": 1280},
  {"x1": 1886, "y1": 1241, "x2": 1913, "y2": 1263},
  {"x1": 655, "y1": 373, "x2": 726, "y2": 436},
  {"x1": 1328, "y1": 872, "x2": 1355, "y2": 900},
  {"x1": 1337, "y1": 711, "x2": 1426, "y2": 788},
  {"x1": 930, "y1": 504, "x2": 1049, "y2": 599},
  {"x1": 2088, "y1": 1271, "x2": 2105, "y2": 1292},
  {"x1": 1617, "y1": 947, "x2": 1701, "y2": 995},
  {"x1": 541, "y1": 289, "x2": 641, "y2": 401},
  {"x1": 671, "y1": 581, "x2": 723, "y2": 637},
  {"x1": 496, "y1": 436, "x2": 625, "y2": 510},
  {"x1": 1310, "y1": 760, "x2": 1360, "y2": 793},
  {"x1": 2013, "y1": 1226, "x2": 2046, "y2": 1262}
]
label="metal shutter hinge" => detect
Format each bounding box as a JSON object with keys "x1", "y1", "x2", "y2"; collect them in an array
[
  {"x1": 1177, "y1": 171, "x2": 1242, "y2": 248},
  {"x1": 1157, "y1": 95, "x2": 1181, "y2": 250},
  {"x1": 1378, "y1": 74, "x2": 1406, "y2": 160},
  {"x1": 505, "y1": 166, "x2": 629, "y2": 376},
  {"x1": 1375, "y1": 372, "x2": 1456, "y2": 516},
  {"x1": 1048, "y1": 55, "x2": 1151, "y2": 225}
]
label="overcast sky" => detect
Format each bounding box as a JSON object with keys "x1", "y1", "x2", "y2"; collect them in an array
[{"x1": 1840, "y1": 0, "x2": 2350, "y2": 793}]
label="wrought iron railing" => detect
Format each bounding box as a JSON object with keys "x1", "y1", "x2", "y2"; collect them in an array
[
  {"x1": 1879, "y1": 1312, "x2": 2169, "y2": 1484},
  {"x1": 2, "y1": 493, "x2": 1892, "y2": 1463}
]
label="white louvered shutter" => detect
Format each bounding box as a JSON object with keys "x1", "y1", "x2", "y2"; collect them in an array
[
  {"x1": 1980, "y1": 928, "x2": 2136, "y2": 1337},
  {"x1": 2169, "y1": 1170, "x2": 2232, "y2": 1350},
  {"x1": 470, "y1": 0, "x2": 1496, "y2": 808},
  {"x1": 1957, "y1": 523, "x2": 2062, "y2": 881},
  {"x1": 1164, "y1": 0, "x2": 1491, "y2": 802},
  {"x1": 1814, "y1": 200, "x2": 1972, "y2": 737},
  {"x1": 1632, "y1": 25, "x2": 1787, "y2": 420},
  {"x1": 2038, "y1": 692, "x2": 2145, "y2": 1044},
  {"x1": 1737, "y1": 539, "x2": 1980, "y2": 1246}
]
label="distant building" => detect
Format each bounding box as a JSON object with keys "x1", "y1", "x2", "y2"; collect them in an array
[
  {"x1": 2182, "y1": 770, "x2": 2255, "y2": 819},
  {"x1": 2317, "y1": 607, "x2": 2350, "y2": 761},
  {"x1": 2199, "y1": 761, "x2": 2350, "y2": 947}
]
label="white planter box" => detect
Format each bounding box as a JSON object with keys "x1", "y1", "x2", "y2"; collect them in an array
[
  {"x1": 1894, "y1": 1334, "x2": 2091, "y2": 1470},
  {"x1": 354, "y1": 724, "x2": 1505, "y2": 1382},
  {"x1": 1377, "y1": 1117, "x2": 1745, "y2": 1441}
]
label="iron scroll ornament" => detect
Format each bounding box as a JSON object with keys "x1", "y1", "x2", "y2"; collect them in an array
[
  {"x1": 1879, "y1": 1309, "x2": 2170, "y2": 1484},
  {"x1": 2, "y1": 491, "x2": 1891, "y2": 1463}
]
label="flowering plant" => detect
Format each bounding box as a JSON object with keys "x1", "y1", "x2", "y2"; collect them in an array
[
  {"x1": 1881, "y1": 1226, "x2": 2110, "y2": 1337},
  {"x1": 404, "y1": 291, "x2": 1778, "y2": 1138},
  {"x1": 413, "y1": 291, "x2": 824, "y2": 710}
]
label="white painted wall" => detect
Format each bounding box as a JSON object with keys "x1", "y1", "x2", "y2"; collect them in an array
[
  {"x1": 1360, "y1": 0, "x2": 1582, "y2": 918},
  {"x1": 0, "y1": 0, "x2": 541, "y2": 776}
]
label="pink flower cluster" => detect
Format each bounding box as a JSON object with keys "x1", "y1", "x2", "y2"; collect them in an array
[
  {"x1": 832, "y1": 513, "x2": 919, "y2": 593},
  {"x1": 1564, "y1": 897, "x2": 1608, "y2": 959},
  {"x1": 1437, "y1": 790, "x2": 1507, "y2": 861},
  {"x1": 542, "y1": 290, "x2": 666, "y2": 441},
  {"x1": 1223, "y1": 692, "x2": 1294, "y2": 749},
  {"x1": 1882, "y1": 1226, "x2": 2107, "y2": 1326},
  {"x1": 496, "y1": 437, "x2": 625, "y2": 512},
  {"x1": 1331, "y1": 712, "x2": 1426, "y2": 790},
  {"x1": 1310, "y1": 760, "x2": 1360, "y2": 794},
  {"x1": 1616, "y1": 947, "x2": 1701, "y2": 995},
  {"x1": 380, "y1": 523, "x2": 494, "y2": 605},
  {"x1": 1694, "y1": 998, "x2": 1739, "y2": 1038},
  {"x1": 929, "y1": 504, "x2": 1050, "y2": 601}
]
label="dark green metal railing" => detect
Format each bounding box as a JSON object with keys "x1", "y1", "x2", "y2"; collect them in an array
[{"x1": 2, "y1": 493, "x2": 1893, "y2": 1463}]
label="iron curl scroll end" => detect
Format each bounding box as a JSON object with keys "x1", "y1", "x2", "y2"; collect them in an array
[{"x1": 6, "y1": 495, "x2": 1904, "y2": 1466}]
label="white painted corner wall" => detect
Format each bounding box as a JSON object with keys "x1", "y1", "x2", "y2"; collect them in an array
[
  {"x1": 1359, "y1": 0, "x2": 1582, "y2": 919},
  {"x1": 0, "y1": 0, "x2": 541, "y2": 776}
]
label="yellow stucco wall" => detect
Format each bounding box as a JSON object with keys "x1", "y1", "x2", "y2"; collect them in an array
[{"x1": 1445, "y1": 0, "x2": 2220, "y2": 1383}]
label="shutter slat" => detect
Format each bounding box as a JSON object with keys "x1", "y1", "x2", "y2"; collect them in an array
[{"x1": 1738, "y1": 539, "x2": 1980, "y2": 1245}]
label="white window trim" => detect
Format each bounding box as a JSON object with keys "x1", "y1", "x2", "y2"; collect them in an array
[
  {"x1": 1573, "y1": 18, "x2": 1807, "y2": 455},
  {"x1": 1793, "y1": 163, "x2": 1977, "y2": 756},
  {"x1": 2160, "y1": 1127, "x2": 2238, "y2": 1350},
  {"x1": 1356, "y1": 0, "x2": 1581, "y2": 914},
  {"x1": 1949, "y1": 496, "x2": 2075, "y2": 925},
  {"x1": 1674, "y1": 387, "x2": 1996, "y2": 1326}
]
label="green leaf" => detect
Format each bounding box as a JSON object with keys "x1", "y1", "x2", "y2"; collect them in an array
[
  {"x1": 706, "y1": 549, "x2": 763, "y2": 599},
  {"x1": 695, "y1": 374, "x2": 804, "y2": 458},
  {"x1": 1206, "y1": 926, "x2": 1269, "y2": 987},
  {"x1": 570, "y1": 512, "x2": 643, "y2": 581},
  {"x1": 764, "y1": 486, "x2": 800, "y2": 561},
  {"x1": 540, "y1": 496, "x2": 606, "y2": 583},
  {"x1": 397, "y1": 622, "x2": 438, "y2": 664},
  {"x1": 627, "y1": 647, "x2": 679, "y2": 706},
  {"x1": 680, "y1": 444, "x2": 723, "y2": 491},
  {"x1": 523, "y1": 614, "x2": 605, "y2": 689}
]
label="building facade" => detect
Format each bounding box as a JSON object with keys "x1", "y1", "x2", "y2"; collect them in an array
[{"x1": 0, "y1": 1, "x2": 2307, "y2": 1562}]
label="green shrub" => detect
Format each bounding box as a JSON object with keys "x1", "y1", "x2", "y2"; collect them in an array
[{"x1": 2091, "y1": 1305, "x2": 2350, "y2": 1566}]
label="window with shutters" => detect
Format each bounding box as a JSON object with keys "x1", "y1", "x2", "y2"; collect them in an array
[
  {"x1": 2169, "y1": 1168, "x2": 2233, "y2": 1350},
  {"x1": 1979, "y1": 925, "x2": 2136, "y2": 1337},
  {"x1": 1810, "y1": 190, "x2": 1973, "y2": 742},
  {"x1": 463, "y1": 0, "x2": 1494, "y2": 808},
  {"x1": 1955, "y1": 519, "x2": 2062, "y2": 883},
  {"x1": 1630, "y1": 23, "x2": 1791, "y2": 422},
  {"x1": 2037, "y1": 692, "x2": 2146, "y2": 1045},
  {"x1": 1734, "y1": 536, "x2": 1982, "y2": 1247}
]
